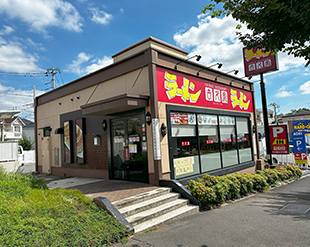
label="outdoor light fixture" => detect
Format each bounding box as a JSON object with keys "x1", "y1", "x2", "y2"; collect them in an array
[
  {"x1": 102, "y1": 119, "x2": 107, "y2": 131},
  {"x1": 215, "y1": 69, "x2": 239, "y2": 81},
  {"x1": 174, "y1": 55, "x2": 202, "y2": 70},
  {"x1": 197, "y1": 62, "x2": 223, "y2": 76},
  {"x1": 94, "y1": 134, "x2": 101, "y2": 146},
  {"x1": 145, "y1": 111, "x2": 151, "y2": 125},
  {"x1": 161, "y1": 123, "x2": 167, "y2": 137}
]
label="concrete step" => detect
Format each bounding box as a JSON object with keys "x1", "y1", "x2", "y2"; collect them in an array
[
  {"x1": 133, "y1": 204, "x2": 199, "y2": 233},
  {"x1": 127, "y1": 198, "x2": 189, "y2": 226},
  {"x1": 118, "y1": 192, "x2": 180, "y2": 217},
  {"x1": 113, "y1": 187, "x2": 172, "y2": 209}
]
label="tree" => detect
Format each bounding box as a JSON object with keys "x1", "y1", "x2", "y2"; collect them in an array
[
  {"x1": 18, "y1": 135, "x2": 34, "y2": 150},
  {"x1": 285, "y1": 108, "x2": 310, "y2": 115},
  {"x1": 203, "y1": 0, "x2": 310, "y2": 66}
]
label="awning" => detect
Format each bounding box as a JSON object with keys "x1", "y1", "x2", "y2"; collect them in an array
[{"x1": 81, "y1": 94, "x2": 149, "y2": 116}]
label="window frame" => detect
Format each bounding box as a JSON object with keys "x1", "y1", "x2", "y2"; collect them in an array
[{"x1": 166, "y1": 105, "x2": 254, "y2": 181}]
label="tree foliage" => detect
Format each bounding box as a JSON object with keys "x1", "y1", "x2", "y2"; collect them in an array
[
  {"x1": 285, "y1": 108, "x2": 310, "y2": 115},
  {"x1": 203, "y1": 0, "x2": 310, "y2": 66},
  {"x1": 18, "y1": 135, "x2": 34, "y2": 150}
]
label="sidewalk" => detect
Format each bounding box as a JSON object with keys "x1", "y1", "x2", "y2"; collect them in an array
[
  {"x1": 42, "y1": 175, "x2": 159, "y2": 202},
  {"x1": 113, "y1": 173, "x2": 310, "y2": 247}
]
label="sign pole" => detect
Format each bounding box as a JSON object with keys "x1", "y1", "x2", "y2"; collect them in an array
[{"x1": 260, "y1": 73, "x2": 272, "y2": 167}]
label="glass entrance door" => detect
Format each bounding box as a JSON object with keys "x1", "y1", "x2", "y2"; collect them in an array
[{"x1": 111, "y1": 114, "x2": 148, "y2": 182}]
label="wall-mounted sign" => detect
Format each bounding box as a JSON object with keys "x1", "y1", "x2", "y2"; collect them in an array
[
  {"x1": 152, "y1": 118, "x2": 161, "y2": 160},
  {"x1": 269, "y1": 125, "x2": 289, "y2": 154},
  {"x1": 243, "y1": 47, "x2": 278, "y2": 76},
  {"x1": 157, "y1": 67, "x2": 253, "y2": 113}
]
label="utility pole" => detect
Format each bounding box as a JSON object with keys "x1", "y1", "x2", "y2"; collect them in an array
[
  {"x1": 260, "y1": 73, "x2": 272, "y2": 167},
  {"x1": 45, "y1": 67, "x2": 60, "y2": 90},
  {"x1": 269, "y1": 102, "x2": 280, "y2": 123}
]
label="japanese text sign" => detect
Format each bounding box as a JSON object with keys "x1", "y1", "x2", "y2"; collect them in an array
[
  {"x1": 294, "y1": 152, "x2": 308, "y2": 164},
  {"x1": 269, "y1": 125, "x2": 289, "y2": 154},
  {"x1": 156, "y1": 67, "x2": 253, "y2": 112},
  {"x1": 243, "y1": 47, "x2": 278, "y2": 77},
  {"x1": 292, "y1": 119, "x2": 310, "y2": 134},
  {"x1": 292, "y1": 131, "x2": 307, "y2": 153}
]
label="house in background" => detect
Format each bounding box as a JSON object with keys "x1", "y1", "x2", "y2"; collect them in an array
[
  {"x1": 256, "y1": 109, "x2": 274, "y2": 125},
  {"x1": 0, "y1": 110, "x2": 25, "y2": 142},
  {"x1": 22, "y1": 118, "x2": 35, "y2": 144}
]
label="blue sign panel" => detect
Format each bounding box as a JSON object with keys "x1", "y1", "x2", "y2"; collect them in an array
[
  {"x1": 292, "y1": 119, "x2": 310, "y2": 133},
  {"x1": 292, "y1": 131, "x2": 307, "y2": 153}
]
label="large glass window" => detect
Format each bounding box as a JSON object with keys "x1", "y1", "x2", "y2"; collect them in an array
[
  {"x1": 169, "y1": 111, "x2": 253, "y2": 180},
  {"x1": 236, "y1": 117, "x2": 252, "y2": 163},
  {"x1": 219, "y1": 116, "x2": 238, "y2": 167},
  {"x1": 171, "y1": 113, "x2": 199, "y2": 179},
  {"x1": 198, "y1": 114, "x2": 221, "y2": 172}
]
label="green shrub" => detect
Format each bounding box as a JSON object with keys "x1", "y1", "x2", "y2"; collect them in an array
[
  {"x1": 201, "y1": 174, "x2": 219, "y2": 187},
  {"x1": 235, "y1": 173, "x2": 254, "y2": 196},
  {"x1": 186, "y1": 165, "x2": 301, "y2": 210},
  {"x1": 274, "y1": 166, "x2": 292, "y2": 181},
  {"x1": 251, "y1": 174, "x2": 268, "y2": 192},
  {"x1": 283, "y1": 164, "x2": 302, "y2": 178},
  {"x1": 218, "y1": 175, "x2": 241, "y2": 201},
  {"x1": 256, "y1": 169, "x2": 279, "y2": 186}
]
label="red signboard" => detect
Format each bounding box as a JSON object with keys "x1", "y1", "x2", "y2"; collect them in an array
[
  {"x1": 294, "y1": 153, "x2": 308, "y2": 164},
  {"x1": 243, "y1": 47, "x2": 278, "y2": 77},
  {"x1": 124, "y1": 147, "x2": 130, "y2": 161},
  {"x1": 156, "y1": 67, "x2": 253, "y2": 113},
  {"x1": 269, "y1": 125, "x2": 289, "y2": 154}
]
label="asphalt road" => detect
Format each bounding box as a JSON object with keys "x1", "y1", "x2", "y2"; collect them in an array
[{"x1": 114, "y1": 174, "x2": 310, "y2": 247}]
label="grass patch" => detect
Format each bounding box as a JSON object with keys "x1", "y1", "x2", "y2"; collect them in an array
[{"x1": 0, "y1": 168, "x2": 131, "y2": 246}]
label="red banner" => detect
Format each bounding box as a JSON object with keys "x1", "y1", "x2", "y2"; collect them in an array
[
  {"x1": 243, "y1": 47, "x2": 278, "y2": 77},
  {"x1": 156, "y1": 67, "x2": 253, "y2": 112}
]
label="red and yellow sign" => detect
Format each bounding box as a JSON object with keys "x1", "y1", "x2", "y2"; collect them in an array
[
  {"x1": 156, "y1": 67, "x2": 253, "y2": 112},
  {"x1": 294, "y1": 153, "x2": 308, "y2": 164},
  {"x1": 243, "y1": 47, "x2": 278, "y2": 76},
  {"x1": 269, "y1": 125, "x2": 289, "y2": 154}
]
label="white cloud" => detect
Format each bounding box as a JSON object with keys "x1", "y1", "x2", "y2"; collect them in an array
[
  {"x1": 89, "y1": 7, "x2": 112, "y2": 25},
  {"x1": 0, "y1": 25, "x2": 14, "y2": 35},
  {"x1": 120, "y1": 8, "x2": 124, "y2": 13},
  {"x1": 65, "y1": 52, "x2": 113, "y2": 75},
  {"x1": 173, "y1": 15, "x2": 307, "y2": 75},
  {"x1": 274, "y1": 86, "x2": 293, "y2": 98},
  {"x1": 0, "y1": 0, "x2": 83, "y2": 36},
  {"x1": 300, "y1": 80, "x2": 310, "y2": 94},
  {"x1": 0, "y1": 39, "x2": 42, "y2": 73},
  {"x1": 0, "y1": 83, "x2": 45, "y2": 120}
]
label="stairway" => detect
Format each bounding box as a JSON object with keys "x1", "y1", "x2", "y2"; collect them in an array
[{"x1": 112, "y1": 187, "x2": 199, "y2": 233}]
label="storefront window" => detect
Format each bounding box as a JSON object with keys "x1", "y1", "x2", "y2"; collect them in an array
[
  {"x1": 171, "y1": 112, "x2": 199, "y2": 179},
  {"x1": 219, "y1": 116, "x2": 238, "y2": 167},
  {"x1": 198, "y1": 114, "x2": 221, "y2": 172},
  {"x1": 236, "y1": 117, "x2": 252, "y2": 163}
]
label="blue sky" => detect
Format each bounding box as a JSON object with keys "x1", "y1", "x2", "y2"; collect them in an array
[{"x1": 0, "y1": 0, "x2": 309, "y2": 121}]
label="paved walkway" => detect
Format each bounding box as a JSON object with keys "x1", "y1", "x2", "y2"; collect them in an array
[
  {"x1": 113, "y1": 173, "x2": 310, "y2": 247},
  {"x1": 42, "y1": 175, "x2": 159, "y2": 202}
]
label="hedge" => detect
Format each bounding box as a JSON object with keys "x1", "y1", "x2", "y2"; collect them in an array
[{"x1": 185, "y1": 165, "x2": 302, "y2": 210}]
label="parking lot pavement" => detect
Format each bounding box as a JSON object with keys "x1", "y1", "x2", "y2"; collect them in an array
[{"x1": 114, "y1": 174, "x2": 310, "y2": 247}]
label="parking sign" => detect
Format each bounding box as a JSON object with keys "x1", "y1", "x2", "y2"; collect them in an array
[
  {"x1": 269, "y1": 125, "x2": 289, "y2": 154},
  {"x1": 292, "y1": 131, "x2": 306, "y2": 153}
]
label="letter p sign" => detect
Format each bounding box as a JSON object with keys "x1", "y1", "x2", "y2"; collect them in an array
[{"x1": 272, "y1": 127, "x2": 284, "y2": 138}]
